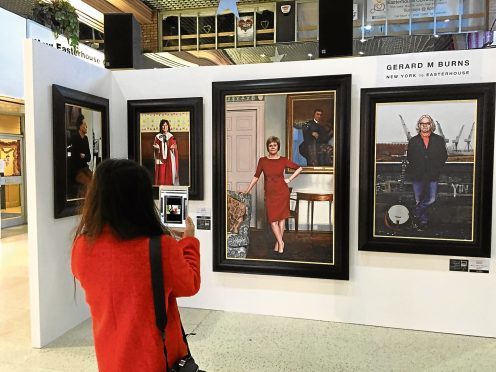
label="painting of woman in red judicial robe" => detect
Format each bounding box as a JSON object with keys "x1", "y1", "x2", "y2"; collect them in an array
[
  {"x1": 153, "y1": 119, "x2": 179, "y2": 185},
  {"x1": 129, "y1": 97, "x2": 203, "y2": 199}
]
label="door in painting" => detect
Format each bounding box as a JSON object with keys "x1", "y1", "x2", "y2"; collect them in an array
[{"x1": 226, "y1": 108, "x2": 259, "y2": 225}]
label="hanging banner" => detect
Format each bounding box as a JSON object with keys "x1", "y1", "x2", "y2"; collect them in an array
[
  {"x1": 237, "y1": 15, "x2": 254, "y2": 42},
  {"x1": 367, "y1": 0, "x2": 459, "y2": 22}
]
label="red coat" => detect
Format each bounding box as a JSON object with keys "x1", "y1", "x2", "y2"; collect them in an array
[{"x1": 71, "y1": 228, "x2": 200, "y2": 372}]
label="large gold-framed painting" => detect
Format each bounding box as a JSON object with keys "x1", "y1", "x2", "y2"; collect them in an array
[
  {"x1": 212, "y1": 75, "x2": 351, "y2": 280},
  {"x1": 359, "y1": 83, "x2": 495, "y2": 257}
]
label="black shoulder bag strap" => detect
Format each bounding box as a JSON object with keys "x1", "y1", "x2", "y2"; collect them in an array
[{"x1": 149, "y1": 235, "x2": 193, "y2": 371}]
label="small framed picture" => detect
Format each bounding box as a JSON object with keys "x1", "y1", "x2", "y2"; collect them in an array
[{"x1": 128, "y1": 98, "x2": 203, "y2": 200}]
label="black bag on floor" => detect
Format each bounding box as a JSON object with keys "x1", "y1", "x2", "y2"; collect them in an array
[{"x1": 149, "y1": 236, "x2": 202, "y2": 372}]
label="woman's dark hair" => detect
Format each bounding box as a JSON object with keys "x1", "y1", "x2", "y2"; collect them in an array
[
  {"x1": 76, "y1": 114, "x2": 85, "y2": 130},
  {"x1": 266, "y1": 136, "x2": 280, "y2": 151},
  {"x1": 75, "y1": 159, "x2": 165, "y2": 240},
  {"x1": 159, "y1": 119, "x2": 170, "y2": 134}
]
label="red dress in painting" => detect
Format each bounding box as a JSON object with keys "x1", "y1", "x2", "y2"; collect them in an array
[
  {"x1": 153, "y1": 132, "x2": 179, "y2": 185},
  {"x1": 254, "y1": 156, "x2": 300, "y2": 222}
]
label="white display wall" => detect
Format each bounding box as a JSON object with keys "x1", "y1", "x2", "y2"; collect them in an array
[
  {"x1": 25, "y1": 39, "x2": 496, "y2": 347},
  {"x1": 24, "y1": 41, "x2": 112, "y2": 347}
]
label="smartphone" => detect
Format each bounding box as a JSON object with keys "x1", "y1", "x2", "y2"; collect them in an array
[{"x1": 159, "y1": 186, "x2": 188, "y2": 228}]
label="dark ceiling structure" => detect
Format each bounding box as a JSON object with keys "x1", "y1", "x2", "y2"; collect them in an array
[
  {"x1": 0, "y1": 0, "x2": 35, "y2": 19},
  {"x1": 141, "y1": 0, "x2": 272, "y2": 11},
  {"x1": 0, "y1": 0, "x2": 276, "y2": 18},
  {"x1": 1, "y1": 0, "x2": 492, "y2": 68}
]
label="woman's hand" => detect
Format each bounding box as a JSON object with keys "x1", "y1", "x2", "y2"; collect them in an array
[
  {"x1": 183, "y1": 216, "x2": 195, "y2": 238},
  {"x1": 170, "y1": 217, "x2": 195, "y2": 239},
  {"x1": 285, "y1": 179, "x2": 290, "y2": 184}
]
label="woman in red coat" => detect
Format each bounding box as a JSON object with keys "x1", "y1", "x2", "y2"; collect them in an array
[
  {"x1": 244, "y1": 136, "x2": 302, "y2": 253},
  {"x1": 72, "y1": 159, "x2": 200, "y2": 372},
  {"x1": 153, "y1": 119, "x2": 179, "y2": 186}
]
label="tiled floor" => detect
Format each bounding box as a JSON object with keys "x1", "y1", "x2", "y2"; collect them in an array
[{"x1": 1, "y1": 225, "x2": 496, "y2": 371}]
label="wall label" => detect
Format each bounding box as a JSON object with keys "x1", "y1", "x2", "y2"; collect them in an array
[
  {"x1": 449, "y1": 259, "x2": 468, "y2": 272},
  {"x1": 469, "y1": 259, "x2": 490, "y2": 273},
  {"x1": 196, "y1": 207, "x2": 211, "y2": 230},
  {"x1": 378, "y1": 55, "x2": 479, "y2": 85},
  {"x1": 449, "y1": 258, "x2": 489, "y2": 273}
]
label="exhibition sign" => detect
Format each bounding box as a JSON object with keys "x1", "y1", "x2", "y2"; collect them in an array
[
  {"x1": 359, "y1": 83, "x2": 495, "y2": 257},
  {"x1": 127, "y1": 98, "x2": 204, "y2": 200},
  {"x1": 212, "y1": 75, "x2": 351, "y2": 279},
  {"x1": 366, "y1": 0, "x2": 459, "y2": 22},
  {"x1": 376, "y1": 54, "x2": 480, "y2": 86},
  {"x1": 27, "y1": 20, "x2": 104, "y2": 67}
]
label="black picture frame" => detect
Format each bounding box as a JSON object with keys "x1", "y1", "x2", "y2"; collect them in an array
[
  {"x1": 127, "y1": 98, "x2": 204, "y2": 200},
  {"x1": 52, "y1": 84, "x2": 110, "y2": 219},
  {"x1": 212, "y1": 75, "x2": 351, "y2": 279},
  {"x1": 359, "y1": 83, "x2": 495, "y2": 257}
]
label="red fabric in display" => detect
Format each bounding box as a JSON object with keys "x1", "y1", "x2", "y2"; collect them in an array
[
  {"x1": 72, "y1": 229, "x2": 200, "y2": 372},
  {"x1": 254, "y1": 156, "x2": 299, "y2": 222},
  {"x1": 420, "y1": 131, "x2": 431, "y2": 148},
  {"x1": 154, "y1": 135, "x2": 179, "y2": 185}
]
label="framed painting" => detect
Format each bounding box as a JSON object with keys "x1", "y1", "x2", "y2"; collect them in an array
[
  {"x1": 128, "y1": 98, "x2": 203, "y2": 200},
  {"x1": 52, "y1": 84, "x2": 110, "y2": 218},
  {"x1": 212, "y1": 75, "x2": 351, "y2": 279},
  {"x1": 286, "y1": 93, "x2": 335, "y2": 173},
  {"x1": 359, "y1": 83, "x2": 495, "y2": 257}
]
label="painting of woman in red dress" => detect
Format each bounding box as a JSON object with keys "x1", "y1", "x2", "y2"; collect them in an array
[
  {"x1": 153, "y1": 119, "x2": 179, "y2": 185},
  {"x1": 244, "y1": 136, "x2": 303, "y2": 253}
]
